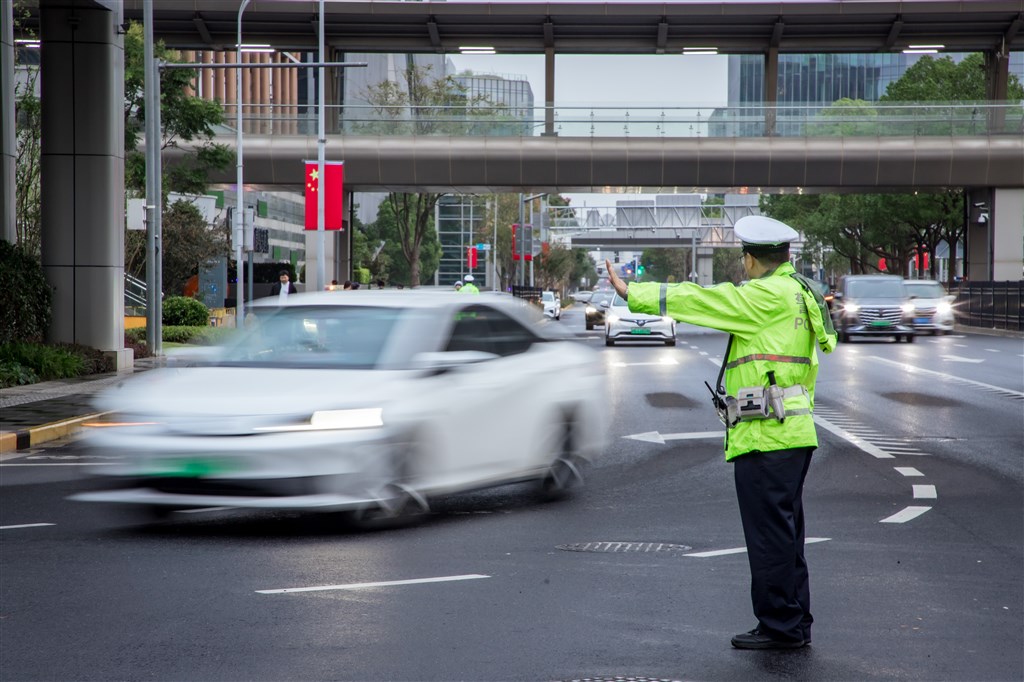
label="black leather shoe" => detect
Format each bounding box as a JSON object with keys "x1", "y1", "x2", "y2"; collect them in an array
[{"x1": 731, "y1": 628, "x2": 806, "y2": 650}]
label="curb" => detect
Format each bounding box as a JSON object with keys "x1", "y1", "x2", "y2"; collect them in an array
[
  {"x1": 956, "y1": 324, "x2": 1023, "y2": 339},
  {"x1": 0, "y1": 412, "x2": 109, "y2": 455}
]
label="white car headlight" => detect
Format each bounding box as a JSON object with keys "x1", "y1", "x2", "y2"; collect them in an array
[
  {"x1": 586, "y1": 306, "x2": 596, "y2": 314},
  {"x1": 606, "y1": 314, "x2": 620, "y2": 324},
  {"x1": 254, "y1": 408, "x2": 384, "y2": 432},
  {"x1": 844, "y1": 303, "x2": 860, "y2": 314},
  {"x1": 936, "y1": 301, "x2": 952, "y2": 315},
  {"x1": 661, "y1": 316, "x2": 673, "y2": 325},
  {"x1": 901, "y1": 303, "x2": 915, "y2": 314}
]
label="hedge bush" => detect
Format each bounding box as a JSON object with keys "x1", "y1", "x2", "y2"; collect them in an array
[
  {"x1": 126, "y1": 326, "x2": 237, "y2": 346},
  {"x1": 0, "y1": 240, "x2": 52, "y2": 344},
  {"x1": 0, "y1": 342, "x2": 85, "y2": 382},
  {"x1": 0, "y1": 361, "x2": 39, "y2": 387},
  {"x1": 163, "y1": 296, "x2": 209, "y2": 326}
]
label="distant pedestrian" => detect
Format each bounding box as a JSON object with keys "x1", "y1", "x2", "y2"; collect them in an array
[
  {"x1": 342, "y1": 280, "x2": 353, "y2": 290},
  {"x1": 269, "y1": 270, "x2": 297, "y2": 302},
  {"x1": 459, "y1": 274, "x2": 480, "y2": 295}
]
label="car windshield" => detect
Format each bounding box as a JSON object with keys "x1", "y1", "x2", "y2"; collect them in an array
[
  {"x1": 905, "y1": 281, "x2": 946, "y2": 298},
  {"x1": 542, "y1": 292, "x2": 555, "y2": 302},
  {"x1": 846, "y1": 279, "x2": 905, "y2": 298},
  {"x1": 590, "y1": 293, "x2": 613, "y2": 306},
  {"x1": 219, "y1": 305, "x2": 404, "y2": 369}
]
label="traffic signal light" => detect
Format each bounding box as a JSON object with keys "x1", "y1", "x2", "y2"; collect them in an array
[
  {"x1": 467, "y1": 246, "x2": 478, "y2": 269},
  {"x1": 637, "y1": 263, "x2": 645, "y2": 277}
]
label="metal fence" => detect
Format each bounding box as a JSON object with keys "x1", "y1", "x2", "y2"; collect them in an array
[{"x1": 954, "y1": 281, "x2": 1023, "y2": 332}]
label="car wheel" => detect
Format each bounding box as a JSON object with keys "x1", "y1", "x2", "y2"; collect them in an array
[
  {"x1": 906, "y1": 334, "x2": 915, "y2": 343},
  {"x1": 586, "y1": 322, "x2": 593, "y2": 330},
  {"x1": 342, "y1": 438, "x2": 429, "y2": 530},
  {"x1": 665, "y1": 338, "x2": 676, "y2": 346},
  {"x1": 605, "y1": 337, "x2": 614, "y2": 346},
  {"x1": 538, "y1": 418, "x2": 585, "y2": 502}
]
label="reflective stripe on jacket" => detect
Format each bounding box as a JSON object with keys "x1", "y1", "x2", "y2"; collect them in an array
[{"x1": 627, "y1": 262, "x2": 837, "y2": 461}]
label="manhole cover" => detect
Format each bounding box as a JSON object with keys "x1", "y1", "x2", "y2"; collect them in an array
[
  {"x1": 645, "y1": 392, "x2": 697, "y2": 409},
  {"x1": 557, "y1": 541, "x2": 692, "y2": 554},
  {"x1": 879, "y1": 391, "x2": 963, "y2": 408},
  {"x1": 565, "y1": 671, "x2": 684, "y2": 675}
]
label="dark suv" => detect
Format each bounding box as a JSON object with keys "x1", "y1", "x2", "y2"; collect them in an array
[{"x1": 832, "y1": 275, "x2": 916, "y2": 343}]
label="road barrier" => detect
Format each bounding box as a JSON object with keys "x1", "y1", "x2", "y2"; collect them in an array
[{"x1": 955, "y1": 281, "x2": 1023, "y2": 332}]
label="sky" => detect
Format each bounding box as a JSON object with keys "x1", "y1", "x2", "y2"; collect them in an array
[{"x1": 445, "y1": 53, "x2": 730, "y2": 208}]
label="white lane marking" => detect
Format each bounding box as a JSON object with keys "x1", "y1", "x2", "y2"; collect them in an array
[
  {"x1": 813, "y1": 416, "x2": 894, "y2": 459},
  {"x1": 881, "y1": 506, "x2": 931, "y2": 523},
  {"x1": 940, "y1": 355, "x2": 984, "y2": 364},
  {"x1": 984, "y1": 348, "x2": 1000, "y2": 353},
  {"x1": 178, "y1": 507, "x2": 232, "y2": 514},
  {"x1": 685, "y1": 537, "x2": 830, "y2": 558},
  {"x1": 622, "y1": 430, "x2": 724, "y2": 444},
  {"x1": 256, "y1": 574, "x2": 491, "y2": 594},
  {"x1": 610, "y1": 357, "x2": 679, "y2": 367},
  {"x1": 1, "y1": 523, "x2": 55, "y2": 530},
  {"x1": 954, "y1": 343, "x2": 967, "y2": 348},
  {"x1": 866, "y1": 357, "x2": 1024, "y2": 397},
  {"x1": 912, "y1": 484, "x2": 937, "y2": 499},
  {"x1": 699, "y1": 351, "x2": 708, "y2": 356},
  {"x1": 877, "y1": 446, "x2": 926, "y2": 452},
  {"x1": 895, "y1": 467, "x2": 924, "y2": 477}
]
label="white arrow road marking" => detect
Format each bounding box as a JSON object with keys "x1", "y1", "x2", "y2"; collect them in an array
[
  {"x1": 881, "y1": 506, "x2": 931, "y2": 523},
  {"x1": 257, "y1": 574, "x2": 491, "y2": 594},
  {"x1": 912, "y1": 484, "x2": 937, "y2": 499},
  {"x1": 894, "y1": 467, "x2": 924, "y2": 477},
  {"x1": 685, "y1": 537, "x2": 831, "y2": 558},
  {"x1": 940, "y1": 355, "x2": 984, "y2": 363},
  {"x1": 866, "y1": 357, "x2": 1024, "y2": 397},
  {"x1": 1, "y1": 523, "x2": 55, "y2": 530},
  {"x1": 813, "y1": 416, "x2": 895, "y2": 459},
  {"x1": 622, "y1": 430, "x2": 724, "y2": 444}
]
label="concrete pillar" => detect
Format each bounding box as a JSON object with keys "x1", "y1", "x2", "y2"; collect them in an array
[
  {"x1": 39, "y1": 0, "x2": 129, "y2": 367},
  {"x1": 182, "y1": 50, "x2": 195, "y2": 96},
  {"x1": 1, "y1": 1, "x2": 16, "y2": 243},
  {"x1": 225, "y1": 51, "x2": 236, "y2": 117},
  {"x1": 213, "y1": 51, "x2": 225, "y2": 103},
  {"x1": 991, "y1": 188, "x2": 1023, "y2": 281},
  {"x1": 259, "y1": 52, "x2": 270, "y2": 135},
  {"x1": 201, "y1": 50, "x2": 213, "y2": 101}
]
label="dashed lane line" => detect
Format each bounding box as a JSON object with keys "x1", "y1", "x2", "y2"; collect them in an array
[
  {"x1": 257, "y1": 574, "x2": 491, "y2": 595},
  {"x1": 913, "y1": 485, "x2": 937, "y2": 499},
  {"x1": 881, "y1": 507, "x2": 931, "y2": 524},
  {"x1": 895, "y1": 467, "x2": 924, "y2": 477},
  {"x1": 1, "y1": 523, "x2": 55, "y2": 530}
]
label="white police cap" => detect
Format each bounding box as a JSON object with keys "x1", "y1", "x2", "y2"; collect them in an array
[
  {"x1": 734, "y1": 216, "x2": 799, "y2": 247},
  {"x1": 464, "y1": 274, "x2": 475, "y2": 282}
]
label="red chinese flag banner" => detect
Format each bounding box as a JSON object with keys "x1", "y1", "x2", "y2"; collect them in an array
[{"x1": 304, "y1": 161, "x2": 344, "y2": 230}]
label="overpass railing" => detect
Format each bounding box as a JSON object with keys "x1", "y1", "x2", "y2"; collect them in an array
[{"x1": 221, "y1": 101, "x2": 1024, "y2": 138}]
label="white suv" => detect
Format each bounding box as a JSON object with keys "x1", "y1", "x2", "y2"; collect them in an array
[{"x1": 541, "y1": 291, "x2": 561, "y2": 320}]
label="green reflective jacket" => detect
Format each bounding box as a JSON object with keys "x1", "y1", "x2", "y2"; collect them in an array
[
  {"x1": 459, "y1": 283, "x2": 480, "y2": 295},
  {"x1": 627, "y1": 263, "x2": 837, "y2": 461}
]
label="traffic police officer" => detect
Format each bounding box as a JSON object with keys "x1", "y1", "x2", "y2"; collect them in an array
[
  {"x1": 459, "y1": 274, "x2": 480, "y2": 295},
  {"x1": 606, "y1": 215, "x2": 836, "y2": 650}
]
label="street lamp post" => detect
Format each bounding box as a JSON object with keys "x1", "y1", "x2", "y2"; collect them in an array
[{"x1": 235, "y1": 0, "x2": 251, "y2": 328}]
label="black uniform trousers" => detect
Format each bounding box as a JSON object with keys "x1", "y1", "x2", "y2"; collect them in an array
[{"x1": 733, "y1": 446, "x2": 814, "y2": 643}]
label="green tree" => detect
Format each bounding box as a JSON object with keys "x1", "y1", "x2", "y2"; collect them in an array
[
  {"x1": 364, "y1": 198, "x2": 441, "y2": 287},
  {"x1": 12, "y1": 2, "x2": 41, "y2": 257},
  {"x1": 124, "y1": 200, "x2": 228, "y2": 295},
  {"x1": 122, "y1": 23, "x2": 233, "y2": 196},
  {"x1": 359, "y1": 65, "x2": 511, "y2": 284}
]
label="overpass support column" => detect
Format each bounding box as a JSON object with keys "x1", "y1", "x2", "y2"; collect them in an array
[
  {"x1": 544, "y1": 47, "x2": 555, "y2": 136},
  {"x1": 991, "y1": 189, "x2": 1023, "y2": 281},
  {"x1": 763, "y1": 47, "x2": 779, "y2": 137},
  {"x1": 1, "y1": 1, "x2": 15, "y2": 243},
  {"x1": 39, "y1": 0, "x2": 128, "y2": 367}
]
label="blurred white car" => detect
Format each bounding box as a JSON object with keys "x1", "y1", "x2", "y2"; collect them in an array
[
  {"x1": 604, "y1": 293, "x2": 676, "y2": 346},
  {"x1": 541, "y1": 291, "x2": 561, "y2": 320},
  {"x1": 71, "y1": 291, "x2": 608, "y2": 524},
  {"x1": 903, "y1": 279, "x2": 955, "y2": 334}
]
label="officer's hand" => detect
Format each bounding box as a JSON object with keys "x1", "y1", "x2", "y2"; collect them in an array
[{"x1": 605, "y1": 259, "x2": 629, "y2": 299}]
